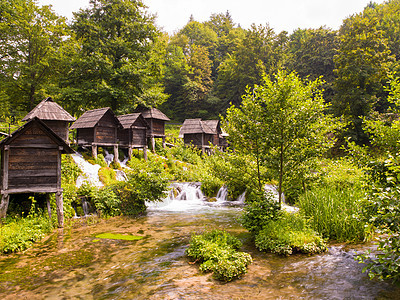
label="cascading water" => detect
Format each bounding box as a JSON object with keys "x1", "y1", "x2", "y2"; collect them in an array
[{"x1": 72, "y1": 153, "x2": 103, "y2": 188}]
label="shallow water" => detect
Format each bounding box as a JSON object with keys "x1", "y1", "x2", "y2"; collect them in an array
[{"x1": 0, "y1": 195, "x2": 399, "y2": 299}]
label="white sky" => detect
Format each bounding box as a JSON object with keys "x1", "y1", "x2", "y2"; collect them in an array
[{"x1": 36, "y1": 0, "x2": 387, "y2": 34}]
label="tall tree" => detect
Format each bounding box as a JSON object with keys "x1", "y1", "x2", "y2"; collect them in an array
[
  {"x1": 224, "y1": 71, "x2": 340, "y2": 203},
  {"x1": 62, "y1": 0, "x2": 164, "y2": 113},
  {"x1": 287, "y1": 27, "x2": 338, "y2": 103},
  {"x1": 333, "y1": 12, "x2": 393, "y2": 144},
  {"x1": 0, "y1": 0, "x2": 68, "y2": 114}
]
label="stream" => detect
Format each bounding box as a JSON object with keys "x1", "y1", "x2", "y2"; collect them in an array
[{"x1": 1, "y1": 182, "x2": 399, "y2": 299}]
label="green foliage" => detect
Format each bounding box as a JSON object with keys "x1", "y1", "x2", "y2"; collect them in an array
[
  {"x1": 63, "y1": 0, "x2": 164, "y2": 113},
  {"x1": 241, "y1": 193, "x2": 281, "y2": 233},
  {"x1": 224, "y1": 70, "x2": 341, "y2": 204},
  {"x1": 298, "y1": 186, "x2": 369, "y2": 242},
  {"x1": 111, "y1": 158, "x2": 169, "y2": 216},
  {"x1": 186, "y1": 230, "x2": 252, "y2": 282},
  {"x1": 98, "y1": 167, "x2": 117, "y2": 186},
  {"x1": 93, "y1": 187, "x2": 120, "y2": 217},
  {"x1": 0, "y1": 0, "x2": 68, "y2": 112},
  {"x1": 357, "y1": 234, "x2": 400, "y2": 282},
  {"x1": 0, "y1": 198, "x2": 53, "y2": 254},
  {"x1": 254, "y1": 212, "x2": 327, "y2": 256}
]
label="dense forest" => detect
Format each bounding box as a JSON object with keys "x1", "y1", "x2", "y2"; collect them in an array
[{"x1": 1, "y1": 0, "x2": 400, "y2": 145}]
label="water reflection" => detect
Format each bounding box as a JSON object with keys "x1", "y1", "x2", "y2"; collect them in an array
[{"x1": 0, "y1": 201, "x2": 398, "y2": 299}]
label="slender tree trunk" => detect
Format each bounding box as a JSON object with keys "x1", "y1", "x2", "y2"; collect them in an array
[{"x1": 278, "y1": 142, "x2": 283, "y2": 206}]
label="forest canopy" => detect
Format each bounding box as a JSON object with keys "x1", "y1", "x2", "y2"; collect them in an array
[{"x1": 1, "y1": 0, "x2": 400, "y2": 144}]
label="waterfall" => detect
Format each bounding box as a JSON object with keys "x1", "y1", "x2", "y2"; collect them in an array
[{"x1": 72, "y1": 153, "x2": 103, "y2": 188}]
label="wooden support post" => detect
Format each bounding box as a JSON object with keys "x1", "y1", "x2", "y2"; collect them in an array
[
  {"x1": 55, "y1": 191, "x2": 64, "y2": 228},
  {"x1": 143, "y1": 146, "x2": 148, "y2": 161},
  {"x1": 151, "y1": 136, "x2": 156, "y2": 154},
  {"x1": 162, "y1": 136, "x2": 166, "y2": 149},
  {"x1": 46, "y1": 194, "x2": 52, "y2": 220},
  {"x1": 0, "y1": 194, "x2": 10, "y2": 219},
  {"x1": 128, "y1": 146, "x2": 133, "y2": 159},
  {"x1": 113, "y1": 145, "x2": 119, "y2": 163},
  {"x1": 92, "y1": 144, "x2": 97, "y2": 158}
]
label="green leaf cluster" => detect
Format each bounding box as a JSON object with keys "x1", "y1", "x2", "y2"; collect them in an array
[{"x1": 186, "y1": 230, "x2": 252, "y2": 282}]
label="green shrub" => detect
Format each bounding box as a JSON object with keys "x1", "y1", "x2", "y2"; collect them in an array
[
  {"x1": 241, "y1": 192, "x2": 281, "y2": 233},
  {"x1": 186, "y1": 230, "x2": 252, "y2": 282},
  {"x1": 254, "y1": 212, "x2": 327, "y2": 256},
  {"x1": 98, "y1": 166, "x2": 117, "y2": 185},
  {"x1": 93, "y1": 187, "x2": 121, "y2": 217},
  {"x1": 111, "y1": 159, "x2": 169, "y2": 216},
  {"x1": 297, "y1": 186, "x2": 369, "y2": 242},
  {"x1": 0, "y1": 199, "x2": 53, "y2": 254}
]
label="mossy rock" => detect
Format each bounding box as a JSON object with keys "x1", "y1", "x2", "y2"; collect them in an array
[
  {"x1": 207, "y1": 197, "x2": 218, "y2": 202},
  {"x1": 95, "y1": 233, "x2": 144, "y2": 241}
]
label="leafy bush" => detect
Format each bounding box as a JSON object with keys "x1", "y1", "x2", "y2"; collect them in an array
[
  {"x1": 241, "y1": 192, "x2": 281, "y2": 233},
  {"x1": 98, "y1": 166, "x2": 117, "y2": 185},
  {"x1": 112, "y1": 158, "x2": 169, "y2": 216},
  {"x1": 254, "y1": 212, "x2": 327, "y2": 256},
  {"x1": 186, "y1": 230, "x2": 252, "y2": 282},
  {"x1": 297, "y1": 186, "x2": 369, "y2": 242},
  {"x1": 0, "y1": 199, "x2": 53, "y2": 253},
  {"x1": 93, "y1": 187, "x2": 121, "y2": 217},
  {"x1": 357, "y1": 234, "x2": 400, "y2": 282}
]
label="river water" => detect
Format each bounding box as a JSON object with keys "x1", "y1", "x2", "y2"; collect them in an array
[{"x1": 0, "y1": 183, "x2": 399, "y2": 299}]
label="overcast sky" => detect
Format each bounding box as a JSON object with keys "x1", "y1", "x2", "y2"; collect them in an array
[{"x1": 37, "y1": 0, "x2": 386, "y2": 34}]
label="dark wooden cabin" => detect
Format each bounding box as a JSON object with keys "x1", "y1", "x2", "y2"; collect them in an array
[
  {"x1": 117, "y1": 113, "x2": 149, "y2": 160},
  {"x1": 22, "y1": 97, "x2": 75, "y2": 142},
  {"x1": 179, "y1": 119, "x2": 215, "y2": 153},
  {"x1": 70, "y1": 107, "x2": 122, "y2": 161},
  {"x1": 137, "y1": 108, "x2": 170, "y2": 152},
  {"x1": 0, "y1": 117, "x2": 74, "y2": 227}
]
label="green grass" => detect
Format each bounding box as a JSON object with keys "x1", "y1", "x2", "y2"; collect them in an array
[
  {"x1": 297, "y1": 186, "x2": 369, "y2": 242},
  {"x1": 0, "y1": 214, "x2": 53, "y2": 253}
]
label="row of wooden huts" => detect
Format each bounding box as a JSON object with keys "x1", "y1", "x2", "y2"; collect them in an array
[
  {"x1": 0, "y1": 98, "x2": 171, "y2": 226},
  {"x1": 0, "y1": 97, "x2": 228, "y2": 226}
]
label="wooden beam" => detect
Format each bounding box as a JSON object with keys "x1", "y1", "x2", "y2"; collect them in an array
[
  {"x1": 1, "y1": 187, "x2": 61, "y2": 194},
  {"x1": 0, "y1": 193, "x2": 10, "y2": 219},
  {"x1": 55, "y1": 191, "x2": 64, "y2": 228}
]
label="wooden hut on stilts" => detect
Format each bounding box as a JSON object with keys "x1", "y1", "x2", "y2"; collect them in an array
[
  {"x1": 136, "y1": 108, "x2": 170, "y2": 153},
  {"x1": 22, "y1": 97, "x2": 75, "y2": 142},
  {"x1": 70, "y1": 108, "x2": 122, "y2": 163},
  {"x1": 117, "y1": 113, "x2": 149, "y2": 160},
  {"x1": 179, "y1": 118, "x2": 215, "y2": 154},
  {"x1": 0, "y1": 118, "x2": 74, "y2": 227}
]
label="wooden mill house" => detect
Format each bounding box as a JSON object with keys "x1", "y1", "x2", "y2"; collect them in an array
[
  {"x1": 137, "y1": 108, "x2": 170, "y2": 152},
  {"x1": 117, "y1": 113, "x2": 150, "y2": 160},
  {"x1": 0, "y1": 117, "x2": 74, "y2": 227},
  {"x1": 22, "y1": 97, "x2": 76, "y2": 142},
  {"x1": 179, "y1": 118, "x2": 217, "y2": 153},
  {"x1": 70, "y1": 107, "x2": 122, "y2": 162}
]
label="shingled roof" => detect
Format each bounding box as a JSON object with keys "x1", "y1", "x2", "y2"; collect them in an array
[
  {"x1": 22, "y1": 97, "x2": 75, "y2": 122},
  {"x1": 179, "y1": 119, "x2": 215, "y2": 138},
  {"x1": 140, "y1": 108, "x2": 170, "y2": 121},
  {"x1": 117, "y1": 113, "x2": 149, "y2": 130},
  {"x1": 0, "y1": 117, "x2": 74, "y2": 154},
  {"x1": 70, "y1": 107, "x2": 120, "y2": 129}
]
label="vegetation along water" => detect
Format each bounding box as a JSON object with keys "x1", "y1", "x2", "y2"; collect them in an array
[{"x1": 2, "y1": 0, "x2": 400, "y2": 298}]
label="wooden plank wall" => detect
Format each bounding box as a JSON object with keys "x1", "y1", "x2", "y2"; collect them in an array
[
  {"x1": 151, "y1": 120, "x2": 165, "y2": 136},
  {"x1": 77, "y1": 128, "x2": 94, "y2": 145},
  {"x1": 43, "y1": 120, "x2": 69, "y2": 141},
  {"x1": 131, "y1": 129, "x2": 146, "y2": 147},
  {"x1": 6, "y1": 124, "x2": 59, "y2": 191},
  {"x1": 96, "y1": 112, "x2": 117, "y2": 144}
]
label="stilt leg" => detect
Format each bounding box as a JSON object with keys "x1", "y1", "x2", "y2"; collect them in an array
[
  {"x1": 55, "y1": 191, "x2": 64, "y2": 228},
  {"x1": 0, "y1": 194, "x2": 10, "y2": 219},
  {"x1": 143, "y1": 146, "x2": 148, "y2": 160},
  {"x1": 113, "y1": 145, "x2": 119, "y2": 163},
  {"x1": 151, "y1": 136, "x2": 156, "y2": 153},
  {"x1": 92, "y1": 145, "x2": 98, "y2": 158},
  {"x1": 46, "y1": 194, "x2": 52, "y2": 220}
]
